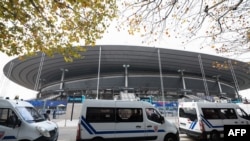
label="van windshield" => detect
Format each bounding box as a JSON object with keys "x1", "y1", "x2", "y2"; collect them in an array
[
  {"x1": 16, "y1": 107, "x2": 45, "y2": 123},
  {"x1": 236, "y1": 108, "x2": 250, "y2": 120}
]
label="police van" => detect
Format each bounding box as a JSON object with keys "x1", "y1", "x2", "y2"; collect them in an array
[
  {"x1": 76, "y1": 99, "x2": 179, "y2": 141},
  {"x1": 0, "y1": 97, "x2": 59, "y2": 141},
  {"x1": 177, "y1": 101, "x2": 250, "y2": 141}
]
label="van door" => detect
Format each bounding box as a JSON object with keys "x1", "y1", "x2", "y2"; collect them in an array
[
  {"x1": 234, "y1": 108, "x2": 250, "y2": 125},
  {"x1": 0, "y1": 108, "x2": 19, "y2": 140},
  {"x1": 145, "y1": 108, "x2": 166, "y2": 140},
  {"x1": 201, "y1": 108, "x2": 224, "y2": 132},
  {"x1": 178, "y1": 107, "x2": 199, "y2": 136},
  {"x1": 115, "y1": 102, "x2": 146, "y2": 140},
  {"x1": 217, "y1": 108, "x2": 246, "y2": 125}
]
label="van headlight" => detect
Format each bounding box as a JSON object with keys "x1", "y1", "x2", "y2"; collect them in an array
[{"x1": 36, "y1": 126, "x2": 50, "y2": 137}]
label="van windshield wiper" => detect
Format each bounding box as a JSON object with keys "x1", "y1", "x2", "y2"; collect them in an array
[{"x1": 34, "y1": 118, "x2": 45, "y2": 122}]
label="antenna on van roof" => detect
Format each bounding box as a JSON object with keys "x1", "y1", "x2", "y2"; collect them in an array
[
  {"x1": 14, "y1": 95, "x2": 19, "y2": 104},
  {"x1": 14, "y1": 95, "x2": 19, "y2": 100}
]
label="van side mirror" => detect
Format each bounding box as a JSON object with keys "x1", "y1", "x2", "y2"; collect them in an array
[
  {"x1": 8, "y1": 116, "x2": 21, "y2": 129},
  {"x1": 12, "y1": 118, "x2": 21, "y2": 129},
  {"x1": 15, "y1": 119, "x2": 22, "y2": 128},
  {"x1": 160, "y1": 116, "x2": 165, "y2": 124}
]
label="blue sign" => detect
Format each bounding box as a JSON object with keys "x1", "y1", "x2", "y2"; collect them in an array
[
  {"x1": 68, "y1": 95, "x2": 85, "y2": 103},
  {"x1": 140, "y1": 97, "x2": 152, "y2": 103}
]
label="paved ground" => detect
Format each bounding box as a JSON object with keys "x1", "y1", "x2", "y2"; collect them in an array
[{"x1": 57, "y1": 127, "x2": 194, "y2": 141}]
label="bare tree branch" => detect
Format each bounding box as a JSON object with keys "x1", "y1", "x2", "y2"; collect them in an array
[{"x1": 118, "y1": 0, "x2": 250, "y2": 59}]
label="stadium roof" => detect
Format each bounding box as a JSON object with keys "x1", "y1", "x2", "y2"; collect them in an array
[{"x1": 3, "y1": 45, "x2": 250, "y2": 92}]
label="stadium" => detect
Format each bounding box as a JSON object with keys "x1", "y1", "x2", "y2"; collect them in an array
[{"x1": 3, "y1": 45, "x2": 250, "y2": 104}]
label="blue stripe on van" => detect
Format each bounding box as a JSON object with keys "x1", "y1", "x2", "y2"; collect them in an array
[
  {"x1": 200, "y1": 115, "x2": 223, "y2": 128},
  {"x1": 3, "y1": 136, "x2": 16, "y2": 140},
  {"x1": 147, "y1": 129, "x2": 165, "y2": 133},
  {"x1": 80, "y1": 115, "x2": 166, "y2": 135},
  {"x1": 81, "y1": 116, "x2": 96, "y2": 134},
  {"x1": 81, "y1": 119, "x2": 94, "y2": 134},
  {"x1": 189, "y1": 121, "x2": 197, "y2": 129}
]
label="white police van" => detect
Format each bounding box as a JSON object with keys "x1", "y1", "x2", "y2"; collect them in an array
[
  {"x1": 177, "y1": 101, "x2": 250, "y2": 141},
  {"x1": 0, "y1": 97, "x2": 59, "y2": 141},
  {"x1": 76, "y1": 99, "x2": 179, "y2": 141}
]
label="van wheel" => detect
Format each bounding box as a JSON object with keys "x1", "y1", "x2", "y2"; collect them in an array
[
  {"x1": 210, "y1": 131, "x2": 220, "y2": 141},
  {"x1": 92, "y1": 137, "x2": 104, "y2": 141},
  {"x1": 164, "y1": 134, "x2": 176, "y2": 141}
]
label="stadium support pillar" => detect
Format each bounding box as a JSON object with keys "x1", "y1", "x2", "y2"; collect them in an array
[
  {"x1": 158, "y1": 49, "x2": 166, "y2": 117},
  {"x1": 96, "y1": 46, "x2": 102, "y2": 99},
  {"x1": 198, "y1": 54, "x2": 209, "y2": 96},
  {"x1": 59, "y1": 68, "x2": 68, "y2": 96},
  {"x1": 228, "y1": 60, "x2": 241, "y2": 101},
  {"x1": 178, "y1": 69, "x2": 186, "y2": 95},
  {"x1": 34, "y1": 53, "x2": 45, "y2": 91}
]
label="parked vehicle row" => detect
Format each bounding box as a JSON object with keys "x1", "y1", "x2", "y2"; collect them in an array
[{"x1": 2, "y1": 97, "x2": 249, "y2": 141}]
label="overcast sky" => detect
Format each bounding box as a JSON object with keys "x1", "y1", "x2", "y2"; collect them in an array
[
  {"x1": 0, "y1": 53, "x2": 37, "y2": 100},
  {"x1": 0, "y1": 21, "x2": 250, "y2": 100}
]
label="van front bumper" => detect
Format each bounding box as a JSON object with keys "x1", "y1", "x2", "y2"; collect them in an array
[
  {"x1": 34, "y1": 128, "x2": 59, "y2": 141},
  {"x1": 179, "y1": 127, "x2": 202, "y2": 139}
]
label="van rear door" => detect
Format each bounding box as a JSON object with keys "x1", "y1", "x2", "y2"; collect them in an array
[{"x1": 178, "y1": 106, "x2": 199, "y2": 135}]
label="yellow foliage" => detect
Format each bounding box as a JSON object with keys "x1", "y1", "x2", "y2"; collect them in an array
[{"x1": 0, "y1": 0, "x2": 117, "y2": 62}]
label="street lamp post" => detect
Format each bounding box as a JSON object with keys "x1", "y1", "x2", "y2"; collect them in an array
[
  {"x1": 213, "y1": 75, "x2": 223, "y2": 95},
  {"x1": 70, "y1": 93, "x2": 75, "y2": 121},
  {"x1": 123, "y1": 64, "x2": 130, "y2": 93}
]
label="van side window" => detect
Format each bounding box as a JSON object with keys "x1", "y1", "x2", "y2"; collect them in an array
[
  {"x1": 0, "y1": 108, "x2": 8, "y2": 126},
  {"x1": 0, "y1": 108, "x2": 17, "y2": 127},
  {"x1": 146, "y1": 108, "x2": 162, "y2": 123},
  {"x1": 116, "y1": 108, "x2": 143, "y2": 122},
  {"x1": 179, "y1": 108, "x2": 197, "y2": 121},
  {"x1": 202, "y1": 108, "x2": 237, "y2": 119},
  {"x1": 236, "y1": 108, "x2": 249, "y2": 120},
  {"x1": 86, "y1": 107, "x2": 115, "y2": 122},
  {"x1": 220, "y1": 108, "x2": 237, "y2": 119},
  {"x1": 202, "y1": 108, "x2": 220, "y2": 119}
]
